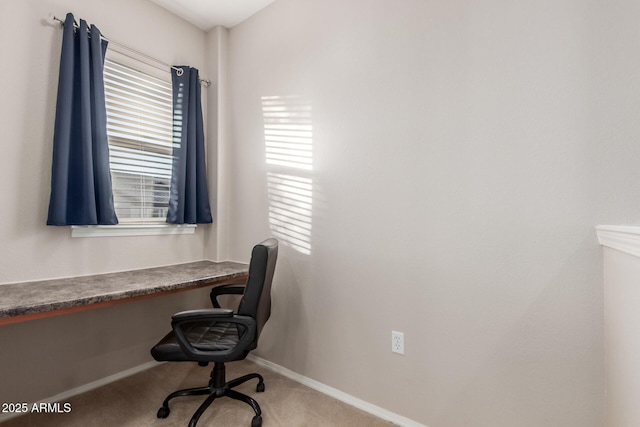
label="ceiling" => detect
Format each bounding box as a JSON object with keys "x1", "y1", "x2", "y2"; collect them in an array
[{"x1": 150, "y1": 0, "x2": 276, "y2": 31}]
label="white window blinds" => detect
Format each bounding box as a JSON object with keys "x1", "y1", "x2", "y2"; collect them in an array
[{"x1": 103, "y1": 59, "x2": 174, "y2": 222}]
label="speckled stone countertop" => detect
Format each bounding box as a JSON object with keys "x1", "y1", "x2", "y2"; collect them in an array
[{"x1": 0, "y1": 261, "x2": 248, "y2": 323}]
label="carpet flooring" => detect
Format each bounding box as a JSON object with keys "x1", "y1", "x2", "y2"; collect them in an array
[{"x1": 1, "y1": 359, "x2": 395, "y2": 427}]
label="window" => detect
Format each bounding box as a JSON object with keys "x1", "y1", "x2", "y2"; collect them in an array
[{"x1": 103, "y1": 58, "x2": 173, "y2": 223}]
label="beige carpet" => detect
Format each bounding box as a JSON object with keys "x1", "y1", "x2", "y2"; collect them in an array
[{"x1": 1, "y1": 359, "x2": 395, "y2": 427}]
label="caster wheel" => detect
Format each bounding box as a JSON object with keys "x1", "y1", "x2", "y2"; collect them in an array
[
  {"x1": 256, "y1": 382, "x2": 265, "y2": 393},
  {"x1": 251, "y1": 415, "x2": 262, "y2": 427},
  {"x1": 157, "y1": 406, "x2": 170, "y2": 419}
]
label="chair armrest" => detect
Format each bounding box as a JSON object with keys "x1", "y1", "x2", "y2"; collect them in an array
[
  {"x1": 210, "y1": 284, "x2": 246, "y2": 308},
  {"x1": 171, "y1": 310, "x2": 256, "y2": 361},
  {"x1": 172, "y1": 308, "x2": 233, "y2": 321}
]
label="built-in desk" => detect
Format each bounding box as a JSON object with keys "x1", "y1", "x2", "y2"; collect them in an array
[{"x1": 0, "y1": 261, "x2": 249, "y2": 326}]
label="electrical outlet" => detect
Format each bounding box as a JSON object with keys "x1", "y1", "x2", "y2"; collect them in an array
[{"x1": 392, "y1": 331, "x2": 404, "y2": 355}]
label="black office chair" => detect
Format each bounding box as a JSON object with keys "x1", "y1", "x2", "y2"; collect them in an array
[{"x1": 151, "y1": 238, "x2": 278, "y2": 427}]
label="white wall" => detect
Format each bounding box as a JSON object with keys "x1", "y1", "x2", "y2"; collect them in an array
[
  {"x1": 222, "y1": 0, "x2": 640, "y2": 425},
  {"x1": 204, "y1": 25, "x2": 230, "y2": 262},
  {"x1": 603, "y1": 247, "x2": 640, "y2": 427},
  {"x1": 0, "y1": 0, "x2": 214, "y2": 406}
]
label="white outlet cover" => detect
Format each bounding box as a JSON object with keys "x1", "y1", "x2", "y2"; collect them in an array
[{"x1": 392, "y1": 331, "x2": 404, "y2": 355}]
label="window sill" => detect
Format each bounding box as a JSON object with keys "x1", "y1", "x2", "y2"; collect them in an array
[{"x1": 71, "y1": 224, "x2": 197, "y2": 238}]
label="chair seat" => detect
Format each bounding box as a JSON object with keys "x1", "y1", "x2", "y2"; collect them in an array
[{"x1": 151, "y1": 321, "x2": 240, "y2": 362}]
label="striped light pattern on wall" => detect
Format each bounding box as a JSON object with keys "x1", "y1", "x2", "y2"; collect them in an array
[{"x1": 262, "y1": 96, "x2": 313, "y2": 255}]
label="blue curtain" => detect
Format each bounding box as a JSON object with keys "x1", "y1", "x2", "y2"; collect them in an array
[
  {"x1": 47, "y1": 13, "x2": 117, "y2": 226},
  {"x1": 167, "y1": 67, "x2": 213, "y2": 224}
]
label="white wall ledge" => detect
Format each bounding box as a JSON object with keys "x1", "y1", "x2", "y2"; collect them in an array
[
  {"x1": 596, "y1": 225, "x2": 640, "y2": 259},
  {"x1": 71, "y1": 224, "x2": 196, "y2": 238}
]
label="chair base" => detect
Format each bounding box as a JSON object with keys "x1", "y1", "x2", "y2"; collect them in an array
[{"x1": 157, "y1": 362, "x2": 265, "y2": 427}]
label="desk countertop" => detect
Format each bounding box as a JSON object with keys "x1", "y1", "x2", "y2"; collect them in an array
[{"x1": 0, "y1": 261, "x2": 249, "y2": 324}]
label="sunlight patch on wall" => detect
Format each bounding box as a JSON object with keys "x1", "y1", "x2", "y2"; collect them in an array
[
  {"x1": 262, "y1": 95, "x2": 313, "y2": 170},
  {"x1": 266, "y1": 173, "x2": 312, "y2": 255},
  {"x1": 262, "y1": 95, "x2": 313, "y2": 255}
]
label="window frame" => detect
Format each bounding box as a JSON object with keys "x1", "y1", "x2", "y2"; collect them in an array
[{"x1": 71, "y1": 49, "x2": 196, "y2": 238}]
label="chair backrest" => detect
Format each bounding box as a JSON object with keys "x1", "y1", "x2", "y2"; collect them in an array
[{"x1": 237, "y1": 238, "x2": 278, "y2": 338}]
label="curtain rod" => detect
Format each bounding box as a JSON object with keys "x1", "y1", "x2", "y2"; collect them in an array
[{"x1": 51, "y1": 15, "x2": 211, "y2": 87}]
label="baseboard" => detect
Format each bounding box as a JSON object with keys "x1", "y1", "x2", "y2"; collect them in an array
[
  {"x1": 0, "y1": 360, "x2": 162, "y2": 424},
  {"x1": 247, "y1": 354, "x2": 427, "y2": 427}
]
